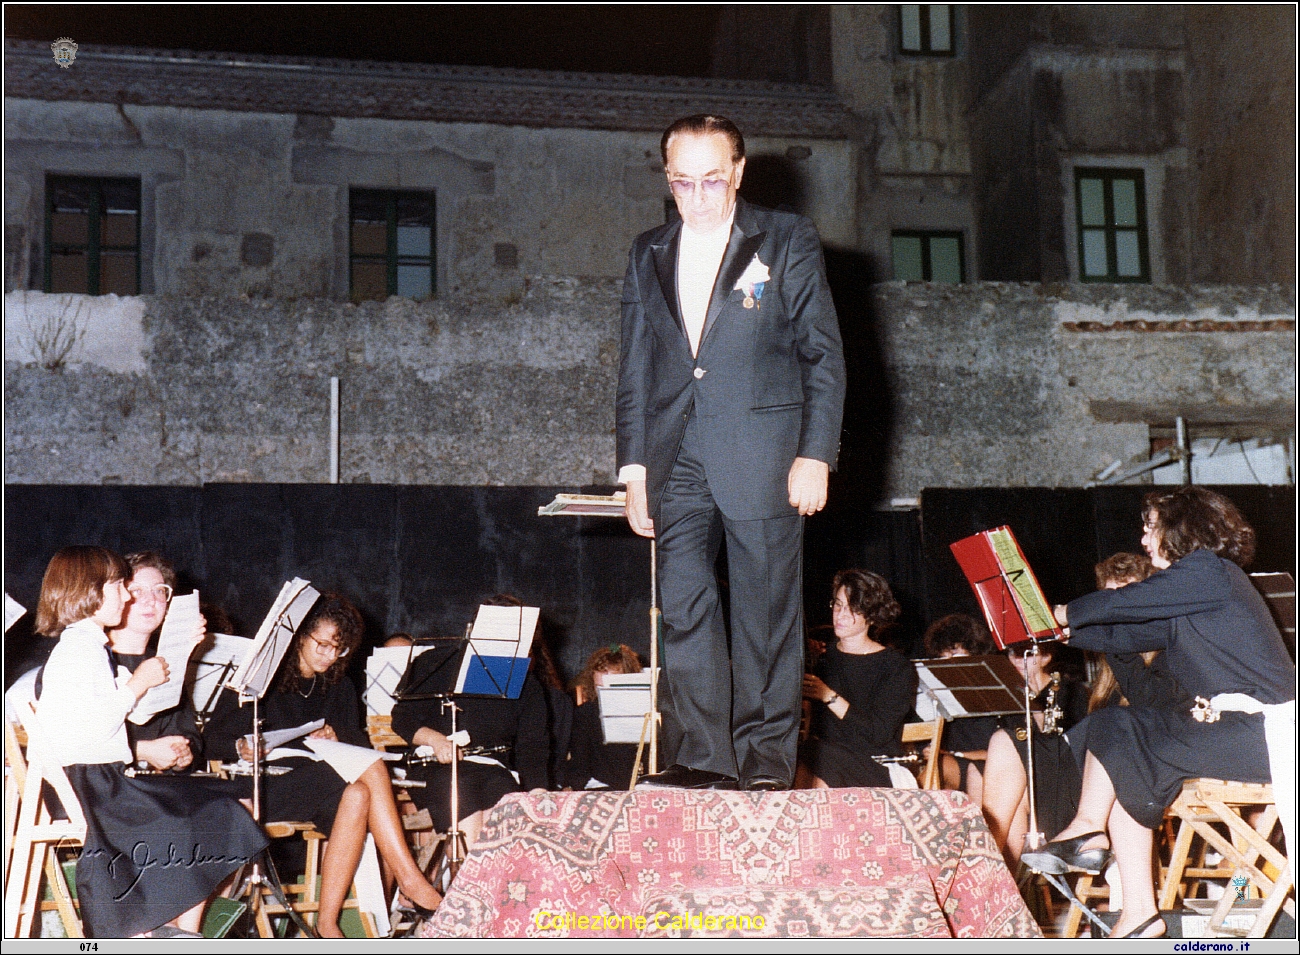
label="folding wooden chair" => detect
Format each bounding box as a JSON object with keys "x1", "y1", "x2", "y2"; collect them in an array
[
  {"x1": 902, "y1": 718, "x2": 946, "y2": 790},
  {"x1": 1159, "y1": 777, "x2": 1294, "y2": 938},
  {"x1": 4, "y1": 705, "x2": 85, "y2": 939}
]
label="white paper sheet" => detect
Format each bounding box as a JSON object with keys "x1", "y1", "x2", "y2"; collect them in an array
[
  {"x1": 5, "y1": 593, "x2": 26, "y2": 633},
  {"x1": 241, "y1": 718, "x2": 325, "y2": 754},
  {"x1": 131, "y1": 592, "x2": 206, "y2": 724},
  {"x1": 454, "y1": 604, "x2": 538, "y2": 695},
  {"x1": 364, "y1": 645, "x2": 434, "y2": 716},
  {"x1": 303, "y1": 736, "x2": 400, "y2": 783}
]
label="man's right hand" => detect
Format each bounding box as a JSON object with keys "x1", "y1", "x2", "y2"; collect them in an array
[{"x1": 624, "y1": 480, "x2": 655, "y2": 538}]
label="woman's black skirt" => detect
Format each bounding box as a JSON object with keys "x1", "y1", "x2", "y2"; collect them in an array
[
  {"x1": 67, "y1": 763, "x2": 268, "y2": 937},
  {"x1": 798, "y1": 736, "x2": 891, "y2": 788}
]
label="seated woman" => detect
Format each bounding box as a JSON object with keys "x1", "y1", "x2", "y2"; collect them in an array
[
  {"x1": 796, "y1": 569, "x2": 916, "y2": 789},
  {"x1": 204, "y1": 592, "x2": 441, "y2": 937},
  {"x1": 33, "y1": 546, "x2": 267, "y2": 938},
  {"x1": 980, "y1": 640, "x2": 1089, "y2": 869},
  {"x1": 921, "y1": 613, "x2": 998, "y2": 801},
  {"x1": 563, "y1": 644, "x2": 644, "y2": 791},
  {"x1": 391, "y1": 607, "x2": 550, "y2": 849},
  {"x1": 1025, "y1": 488, "x2": 1295, "y2": 938},
  {"x1": 106, "y1": 552, "x2": 205, "y2": 773}
]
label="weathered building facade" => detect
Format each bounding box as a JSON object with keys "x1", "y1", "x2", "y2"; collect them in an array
[{"x1": 5, "y1": 5, "x2": 1295, "y2": 495}]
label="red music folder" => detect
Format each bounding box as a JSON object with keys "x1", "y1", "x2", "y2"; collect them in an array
[{"x1": 949, "y1": 526, "x2": 1065, "y2": 650}]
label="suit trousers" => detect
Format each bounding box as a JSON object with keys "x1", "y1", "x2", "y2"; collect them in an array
[{"x1": 656, "y1": 411, "x2": 805, "y2": 783}]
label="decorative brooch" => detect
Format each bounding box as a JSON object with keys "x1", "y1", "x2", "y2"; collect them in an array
[
  {"x1": 1191, "y1": 696, "x2": 1221, "y2": 723},
  {"x1": 734, "y1": 255, "x2": 771, "y2": 310}
]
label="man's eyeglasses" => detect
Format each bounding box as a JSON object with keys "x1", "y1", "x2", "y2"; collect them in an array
[
  {"x1": 308, "y1": 634, "x2": 350, "y2": 659},
  {"x1": 668, "y1": 176, "x2": 731, "y2": 198},
  {"x1": 127, "y1": 584, "x2": 173, "y2": 604}
]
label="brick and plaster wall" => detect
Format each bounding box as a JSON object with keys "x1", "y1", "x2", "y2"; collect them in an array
[{"x1": 7, "y1": 282, "x2": 1292, "y2": 496}]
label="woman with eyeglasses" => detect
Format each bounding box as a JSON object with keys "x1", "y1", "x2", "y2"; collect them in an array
[
  {"x1": 103, "y1": 552, "x2": 205, "y2": 772},
  {"x1": 205, "y1": 592, "x2": 442, "y2": 936},
  {"x1": 31, "y1": 546, "x2": 268, "y2": 938},
  {"x1": 795, "y1": 569, "x2": 916, "y2": 789}
]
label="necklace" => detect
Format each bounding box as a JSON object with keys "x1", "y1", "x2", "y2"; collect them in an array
[{"x1": 298, "y1": 673, "x2": 318, "y2": 699}]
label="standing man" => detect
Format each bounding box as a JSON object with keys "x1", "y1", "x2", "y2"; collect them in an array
[{"x1": 617, "y1": 115, "x2": 846, "y2": 791}]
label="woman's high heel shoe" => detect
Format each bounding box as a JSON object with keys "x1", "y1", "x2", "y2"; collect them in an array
[
  {"x1": 1119, "y1": 912, "x2": 1167, "y2": 938},
  {"x1": 1020, "y1": 830, "x2": 1112, "y2": 874}
]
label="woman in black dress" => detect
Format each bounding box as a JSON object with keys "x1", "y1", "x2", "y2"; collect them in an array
[
  {"x1": 796, "y1": 569, "x2": 916, "y2": 789},
  {"x1": 106, "y1": 552, "x2": 205, "y2": 772},
  {"x1": 205, "y1": 593, "x2": 441, "y2": 936},
  {"x1": 980, "y1": 641, "x2": 1088, "y2": 868},
  {"x1": 1025, "y1": 487, "x2": 1295, "y2": 938},
  {"x1": 563, "y1": 644, "x2": 644, "y2": 791},
  {"x1": 921, "y1": 613, "x2": 998, "y2": 800},
  {"x1": 391, "y1": 637, "x2": 550, "y2": 847},
  {"x1": 33, "y1": 546, "x2": 267, "y2": 938}
]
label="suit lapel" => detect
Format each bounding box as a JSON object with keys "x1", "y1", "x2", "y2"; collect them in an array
[
  {"x1": 701, "y1": 201, "x2": 766, "y2": 350},
  {"x1": 650, "y1": 222, "x2": 687, "y2": 342}
]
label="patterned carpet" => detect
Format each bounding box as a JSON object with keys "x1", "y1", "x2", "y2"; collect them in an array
[{"x1": 423, "y1": 787, "x2": 1040, "y2": 938}]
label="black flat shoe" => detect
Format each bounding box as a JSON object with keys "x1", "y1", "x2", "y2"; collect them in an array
[
  {"x1": 636, "y1": 765, "x2": 738, "y2": 790},
  {"x1": 1020, "y1": 830, "x2": 1111, "y2": 875},
  {"x1": 1120, "y1": 912, "x2": 1167, "y2": 938},
  {"x1": 742, "y1": 775, "x2": 788, "y2": 792}
]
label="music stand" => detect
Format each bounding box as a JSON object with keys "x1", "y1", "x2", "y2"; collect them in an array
[
  {"x1": 538, "y1": 492, "x2": 661, "y2": 775},
  {"x1": 394, "y1": 606, "x2": 534, "y2": 882},
  {"x1": 225, "y1": 578, "x2": 322, "y2": 938},
  {"x1": 949, "y1": 528, "x2": 1110, "y2": 933}
]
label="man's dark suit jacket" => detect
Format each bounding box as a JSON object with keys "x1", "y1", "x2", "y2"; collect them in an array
[{"x1": 616, "y1": 198, "x2": 846, "y2": 521}]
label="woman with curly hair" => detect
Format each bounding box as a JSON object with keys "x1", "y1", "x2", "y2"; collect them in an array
[
  {"x1": 796, "y1": 569, "x2": 916, "y2": 789},
  {"x1": 205, "y1": 592, "x2": 441, "y2": 936},
  {"x1": 563, "y1": 643, "x2": 645, "y2": 790},
  {"x1": 1025, "y1": 487, "x2": 1295, "y2": 938}
]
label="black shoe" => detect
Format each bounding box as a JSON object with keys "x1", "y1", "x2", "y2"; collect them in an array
[
  {"x1": 741, "y1": 775, "x2": 788, "y2": 792},
  {"x1": 1021, "y1": 831, "x2": 1111, "y2": 875},
  {"x1": 1119, "y1": 912, "x2": 1167, "y2": 939},
  {"x1": 636, "y1": 765, "x2": 738, "y2": 790}
]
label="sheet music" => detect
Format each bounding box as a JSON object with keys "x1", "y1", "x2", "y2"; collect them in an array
[
  {"x1": 987, "y1": 527, "x2": 1058, "y2": 635},
  {"x1": 243, "y1": 718, "x2": 325, "y2": 753},
  {"x1": 915, "y1": 662, "x2": 967, "y2": 721},
  {"x1": 303, "y1": 737, "x2": 401, "y2": 783},
  {"x1": 232, "y1": 578, "x2": 321, "y2": 699},
  {"x1": 364, "y1": 645, "x2": 434, "y2": 715},
  {"x1": 5, "y1": 593, "x2": 26, "y2": 632},
  {"x1": 190, "y1": 633, "x2": 253, "y2": 718},
  {"x1": 455, "y1": 605, "x2": 538, "y2": 696},
  {"x1": 597, "y1": 682, "x2": 655, "y2": 744},
  {"x1": 130, "y1": 591, "x2": 203, "y2": 724}
]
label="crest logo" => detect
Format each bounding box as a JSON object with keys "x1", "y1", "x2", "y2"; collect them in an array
[{"x1": 51, "y1": 38, "x2": 78, "y2": 69}]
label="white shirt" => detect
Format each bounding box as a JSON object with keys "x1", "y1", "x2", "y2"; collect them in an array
[
  {"x1": 37, "y1": 618, "x2": 138, "y2": 766},
  {"x1": 677, "y1": 211, "x2": 734, "y2": 358},
  {"x1": 618, "y1": 210, "x2": 735, "y2": 486}
]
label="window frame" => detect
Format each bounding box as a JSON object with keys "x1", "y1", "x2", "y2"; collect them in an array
[
  {"x1": 1073, "y1": 168, "x2": 1151, "y2": 283},
  {"x1": 890, "y1": 229, "x2": 966, "y2": 283},
  {"x1": 43, "y1": 174, "x2": 142, "y2": 296},
  {"x1": 348, "y1": 188, "x2": 437, "y2": 301},
  {"x1": 898, "y1": 4, "x2": 956, "y2": 57}
]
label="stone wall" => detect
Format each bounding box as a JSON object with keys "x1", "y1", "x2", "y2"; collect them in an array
[
  {"x1": 7, "y1": 282, "x2": 1292, "y2": 496},
  {"x1": 4, "y1": 95, "x2": 856, "y2": 300}
]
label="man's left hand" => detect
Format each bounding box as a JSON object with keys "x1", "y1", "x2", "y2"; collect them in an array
[{"x1": 788, "y1": 457, "x2": 829, "y2": 516}]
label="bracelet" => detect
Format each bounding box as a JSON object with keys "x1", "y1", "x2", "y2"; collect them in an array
[{"x1": 825, "y1": 692, "x2": 840, "y2": 706}]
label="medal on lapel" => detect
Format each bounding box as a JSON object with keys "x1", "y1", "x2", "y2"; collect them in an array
[{"x1": 734, "y1": 256, "x2": 771, "y2": 311}]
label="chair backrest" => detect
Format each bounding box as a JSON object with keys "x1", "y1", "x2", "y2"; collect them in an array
[
  {"x1": 18, "y1": 702, "x2": 87, "y2": 834},
  {"x1": 367, "y1": 714, "x2": 407, "y2": 752},
  {"x1": 5, "y1": 702, "x2": 87, "y2": 938},
  {"x1": 901, "y1": 718, "x2": 946, "y2": 790}
]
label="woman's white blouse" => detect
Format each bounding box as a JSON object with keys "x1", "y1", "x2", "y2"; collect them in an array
[{"x1": 38, "y1": 618, "x2": 137, "y2": 766}]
